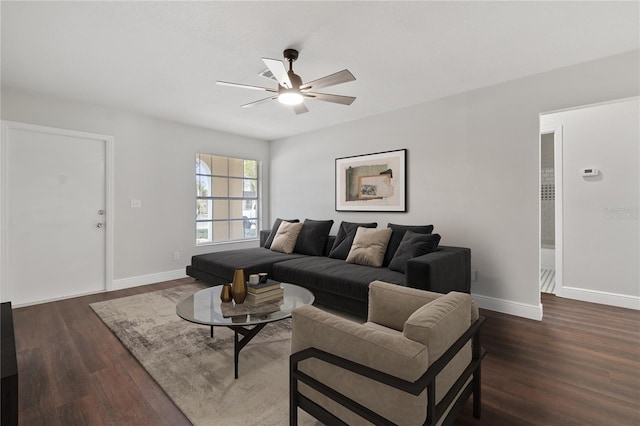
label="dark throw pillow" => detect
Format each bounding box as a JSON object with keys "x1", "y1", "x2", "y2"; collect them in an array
[
  {"x1": 264, "y1": 218, "x2": 299, "y2": 249},
  {"x1": 383, "y1": 223, "x2": 434, "y2": 266},
  {"x1": 388, "y1": 231, "x2": 441, "y2": 274},
  {"x1": 294, "y1": 219, "x2": 334, "y2": 256},
  {"x1": 328, "y1": 221, "x2": 378, "y2": 260}
]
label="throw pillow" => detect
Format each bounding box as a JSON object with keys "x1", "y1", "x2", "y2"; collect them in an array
[
  {"x1": 264, "y1": 218, "x2": 299, "y2": 248},
  {"x1": 294, "y1": 219, "x2": 334, "y2": 256},
  {"x1": 345, "y1": 227, "x2": 393, "y2": 268},
  {"x1": 383, "y1": 223, "x2": 434, "y2": 266},
  {"x1": 270, "y1": 221, "x2": 304, "y2": 254},
  {"x1": 328, "y1": 221, "x2": 378, "y2": 260},
  {"x1": 388, "y1": 231, "x2": 441, "y2": 273}
]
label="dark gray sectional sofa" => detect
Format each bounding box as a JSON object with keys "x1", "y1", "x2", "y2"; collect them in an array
[{"x1": 186, "y1": 228, "x2": 470, "y2": 318}]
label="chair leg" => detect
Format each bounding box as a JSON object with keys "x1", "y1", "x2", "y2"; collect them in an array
[
  {"x1": 290, "y1": 362, "x2": 298, "y2": 426},
  {"x1": 472, "y1": 365, "x2": 481, "y2": 419}
]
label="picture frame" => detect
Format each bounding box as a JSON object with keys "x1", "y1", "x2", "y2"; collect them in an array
[{"x1": 335, "y1": 149, "x2": 406, "y2": 212}]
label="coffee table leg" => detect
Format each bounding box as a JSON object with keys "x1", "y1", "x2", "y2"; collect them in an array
[
  {"x1": 230, "y1": 323, "x2": 267, "y2": 379},
  {"x1": 211, "y1": 326, "x2": 214, "y2": 338}
]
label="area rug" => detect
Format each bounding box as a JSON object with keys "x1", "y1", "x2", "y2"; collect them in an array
[{"x1": 90, "y1": 284, "x2": 320, "y2": 425}]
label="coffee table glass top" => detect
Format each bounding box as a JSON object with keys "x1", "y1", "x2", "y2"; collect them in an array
[{"x1": 176, "y1": 283, "x2": 314, "y2": 327}]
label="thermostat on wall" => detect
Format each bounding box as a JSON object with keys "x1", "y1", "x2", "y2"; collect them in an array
[{"x1": 582, "y1": 168, "x2": 599, "y2": 177}]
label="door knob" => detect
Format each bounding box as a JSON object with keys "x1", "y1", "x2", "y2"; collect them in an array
[{"x1": 96, "y1": 222, "x2": 105, "y2": 228}]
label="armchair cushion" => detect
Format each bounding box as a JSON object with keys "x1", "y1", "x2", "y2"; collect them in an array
[
  {"x1": 367, "y1": 280, "x2": 444, "y2": 331},
  {"x1": 403, "y1": 292, "x2": 472, "y2": 363}
]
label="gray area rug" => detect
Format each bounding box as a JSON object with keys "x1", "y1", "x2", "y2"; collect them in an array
[{"x1": 90, "y1": 284, "x2": 319, "y2": 425}]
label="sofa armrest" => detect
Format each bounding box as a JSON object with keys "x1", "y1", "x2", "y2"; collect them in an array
[
  {"x1": 367, "y1": 281, "x2": 443, "y2": 331},
  {"x1": 259, "y1": 230, "x2": 271, "y2": 247},
  {"x1": 292, "y1": 305, "x2": 428, "y2": 382},
  {"x1": 405, "y1": 246, "x2": 471, "y2": 294}
]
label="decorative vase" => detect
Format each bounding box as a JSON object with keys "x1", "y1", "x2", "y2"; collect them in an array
[
  {"x1": 231, "y1": 269, "x2": 247, "y2": 304},
  {"x1": 220, "y1": 284, "x2": 232, "y2": 302}
]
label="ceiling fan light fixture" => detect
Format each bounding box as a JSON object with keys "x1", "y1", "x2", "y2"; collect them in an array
[{"x1": 278, "y1": 90, "x2": 304, "y2": 105}]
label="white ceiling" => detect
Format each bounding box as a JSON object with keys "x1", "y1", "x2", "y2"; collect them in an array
[{"x1": 2, "y1": 1, "x2": 638, "y2": 140}]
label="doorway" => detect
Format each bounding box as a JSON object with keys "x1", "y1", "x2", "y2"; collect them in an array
[
  {"x1": 1, "y1": 121, "x2": 113, "y2": 306},
  {"x1": 539, "y1": 126, "x2": 563, "y2": 297}
]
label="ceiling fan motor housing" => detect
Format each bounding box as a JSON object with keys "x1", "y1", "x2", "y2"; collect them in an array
[{"x1": 283, "y1": 48, "x2": 299, "y2": 62}]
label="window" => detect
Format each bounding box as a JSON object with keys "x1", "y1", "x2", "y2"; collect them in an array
[{"x1": 196, "y1": 154, "x2": 258, "y2": 245}]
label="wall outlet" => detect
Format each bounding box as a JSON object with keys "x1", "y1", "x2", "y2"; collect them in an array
[
  {"x1": 131, "y1": 199, "x2": 142, "y2": 208},
  {"x1": 471, "y1": 270, "x2": 478, "y2": 282},
  {"x1": 172, "y1": 251, "x2": 180, "y2": 261}
]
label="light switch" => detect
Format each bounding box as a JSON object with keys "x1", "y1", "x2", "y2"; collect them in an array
[{"x1": 131, "y1": 199, "x2": 142, "y2": 208}]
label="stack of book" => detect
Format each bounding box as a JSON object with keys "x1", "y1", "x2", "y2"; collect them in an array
[{"x1": 246, "y1": 279, "x2": 283, "y2": 304}]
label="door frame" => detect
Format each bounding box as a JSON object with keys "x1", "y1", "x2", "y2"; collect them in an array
[
  {"x1": 1, "y1": 121, "x2": 114, "y2": 303},
  {"x1": 539, "y1": 124, "x2": 563, "y2": 297}
]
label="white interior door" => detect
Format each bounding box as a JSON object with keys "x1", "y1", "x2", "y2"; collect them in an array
[{"x1": 2, "y1": 122, "x2": 112, "y2": 306}]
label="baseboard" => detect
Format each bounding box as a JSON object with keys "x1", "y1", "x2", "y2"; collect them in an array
[
  {"x1": 561, "y1": 286, "x2": 640, "y2": 310},
  {"x1": 471, "y1": 293, "x2": 543, "y2": 321},
  {"x1": 11, "y1": 289, "x2": 105, "y2": 308},
  {"x1": 111, "y1": 269, "x2": 188, "y2": 291}
]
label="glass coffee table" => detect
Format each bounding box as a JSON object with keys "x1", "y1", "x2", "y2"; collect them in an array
[{"x1": 176, "y1": 282, "x2": 314, "y2": 378}]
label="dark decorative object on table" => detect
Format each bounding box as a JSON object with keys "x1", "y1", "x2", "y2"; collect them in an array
[
  {"x1": 231, "y1": 269, "x2": 247, "y2": 304},
  {"x1": 220, "y1": 284, "x2": 232, "y2": 302}
]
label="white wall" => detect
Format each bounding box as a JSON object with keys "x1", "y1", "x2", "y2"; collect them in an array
[
  {"x1": 541, "y1": 98, "x2": 639, "y2": 308},
  {"x1": 270, "y1": 50, "x2": 640, "y2": 319},
  {"x1": 1, "y1": 88, "x2": 270, "y2": 288}
]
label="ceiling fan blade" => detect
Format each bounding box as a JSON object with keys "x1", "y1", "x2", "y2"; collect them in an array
[
  {"x1": 262, "y1": 58, "x2": 292, "y2": 89},
  {"x1": 303, "y1": 92, "x2": 356, "y2": 106},
  {"x1": 300, "y1": 69, "x2": 355, "y2": 91},
  {"x1": 240, "y1": 96, "x2": 277, "y2": 108},
  {"x1": 293, "y1": 103, "x2": 309, "y2": 115},
  {"x1": 217, "y1": 81, "x2": 277, "y2": 92}
]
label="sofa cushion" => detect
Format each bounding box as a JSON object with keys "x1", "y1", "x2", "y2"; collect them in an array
[
  {"x1": 273, "y1": 256, "x2": 405, "y2": 302},
  {"x1": 190, "y1": 247, "x2": 308, "y2": 281},
  {"x1": 294, "y1": 219, "x2": 334, "y2": 256},
  {"x1": 346, "y1": 227, "x2": 392, "y2": 268},
  {"x1": 328, "y1": 221, "x2": 378, "y2": 260},
  {"x1": 389, "y1": 232, "x2": 441, "y2": 273},
  {"x1": 264, "y1": 218, "x2": 299, "y2": 249},
  {"x1": 403, "y1": 292, "x2": 471, "y2": 365},
  {"x1": 383, "y1": 223, "x2": 434, "y2": 266},
  {"x1": 270, "y1": 221, "x2": 303, "y2": 254}
]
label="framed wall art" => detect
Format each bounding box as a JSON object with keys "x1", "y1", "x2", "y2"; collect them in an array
[{"x1": 335, "y1": 149, "x2": 406, "y2": 212}]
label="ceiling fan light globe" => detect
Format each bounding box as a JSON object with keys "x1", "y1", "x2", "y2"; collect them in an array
[{"x1": 278, "y1": 91, "x2": 304, "y2": 105}]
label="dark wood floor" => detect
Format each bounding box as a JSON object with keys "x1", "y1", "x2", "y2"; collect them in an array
[{"x1": 11, "y1": 279, "x2": 640, "y2": 425}]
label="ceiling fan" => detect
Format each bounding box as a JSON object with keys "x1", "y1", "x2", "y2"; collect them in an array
[{"x1": 217, "y1": 49, "x2": 356, "y2": 115}]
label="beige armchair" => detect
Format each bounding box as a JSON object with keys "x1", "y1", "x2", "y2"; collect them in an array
[{"x1": 290, "y1": 280, "x2": 485, "y2": 426}]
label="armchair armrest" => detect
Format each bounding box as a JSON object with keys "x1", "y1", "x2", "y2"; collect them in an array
[
  {"x1": 292, "y1": 304, "x2": 428, "y2": 382},
  {"x1": 405, "y1": 246, "x2": 471, "y2": 293},
  {"x1": 367, "y1": 281, "x2": 444, "y2": 331}
]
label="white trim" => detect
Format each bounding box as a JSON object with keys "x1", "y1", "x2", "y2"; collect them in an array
[
  {"x1": 11, "y1": 289, "x2": 106, "y2": 309},
  {"x1": 561, "y1": 287, "x2": 640, "y2": 311},
  {"x1": 541, "y1": 96, "x2": 639, "y2": 116},
  {"x1": 472, "y1": 293, "x2": 543, "y2": 321},
  {"x1": 111, "y1": 269, "x2": 188, "y2": 291},
  {"x1": 0, "y1": 120, "x2": 115, "y2": 301}
]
